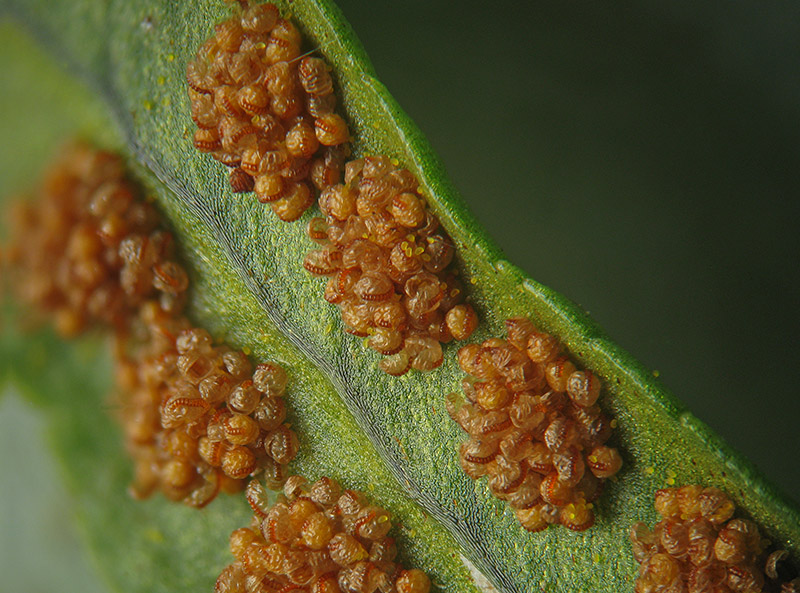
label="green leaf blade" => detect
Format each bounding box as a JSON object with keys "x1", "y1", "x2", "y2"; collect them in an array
[{"x1": 1, "y1": 2, "x2": 799, "y2": 593}]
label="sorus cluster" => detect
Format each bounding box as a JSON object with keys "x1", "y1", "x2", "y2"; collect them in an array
[
  {"x1": 187, "y1": 0, "x2": 349, "y2": 221},
  {"x1": 4, "y1": 143, "x2": 299, "y2": 508},
  {"x1": 303, "y1": 155, "x2": 478, "y2": 375},
  {"x1": 118, "y1": 304, "x2": 298, "y2": 507},
  {"x1": 630, "y1": 486, "x2": 799, "y2": 593},
  {"x1": 4, "y1": 142, "x2": 188, "y2": 337},
  {"x1": 217, "y1": 474, "x2": 431, "y2": 593},
  {"x1": 447, "y1": 317, "x2": 622, "y2": 532}
]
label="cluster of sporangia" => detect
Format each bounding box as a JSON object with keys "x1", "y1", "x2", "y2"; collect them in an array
[
  {"x1": 187, "y1": 0, "x2": 349, "y2": 221},
  {"x1": 118, "y1": 308, "x2": 299, "y2": 507},
  {"x1": 5, "y1": 143, "x2": 299, "y2": 507},
  {"x1": 187, "y1": 3, "x2": 478, "y2": 373},
  {"x1": 4, "y1": 142, "x2": 189, "y2": 337},
  {"x1": 6, "y1": 142, "x2": 434, "y2": 589},
  {"x1": 448, "y1": 317, "x2": 623, "y2": 532},
  {"x1": 304, "y1": 155, "x2": 479, "y2": 375},
  {"x1": 630, "y1": 486, "x2": 800, "y2": 593},
  {"x1": 217, "y1": 475, "x2": 431, "y2": 593}
]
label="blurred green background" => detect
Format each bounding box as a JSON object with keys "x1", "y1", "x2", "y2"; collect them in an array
[
  {"x1": 0, "y1": 391, "x2": 110, "y2": 593},
  {"x1": 2, "y1": 1, "x2": 799, "y2": 592}
]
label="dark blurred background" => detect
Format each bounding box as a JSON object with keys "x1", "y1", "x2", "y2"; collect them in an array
[{"x1": 334, "y1": 0, "x2": 800, "y2": 499}]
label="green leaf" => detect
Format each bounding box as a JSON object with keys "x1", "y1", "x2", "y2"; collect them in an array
[{"x1": 1, "y1": 2, "x2": 798, "y2": 593}]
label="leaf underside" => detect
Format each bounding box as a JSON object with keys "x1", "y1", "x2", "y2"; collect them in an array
[{"x1": 0, "y1": 2, "x2": 798, "y2": 593}]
